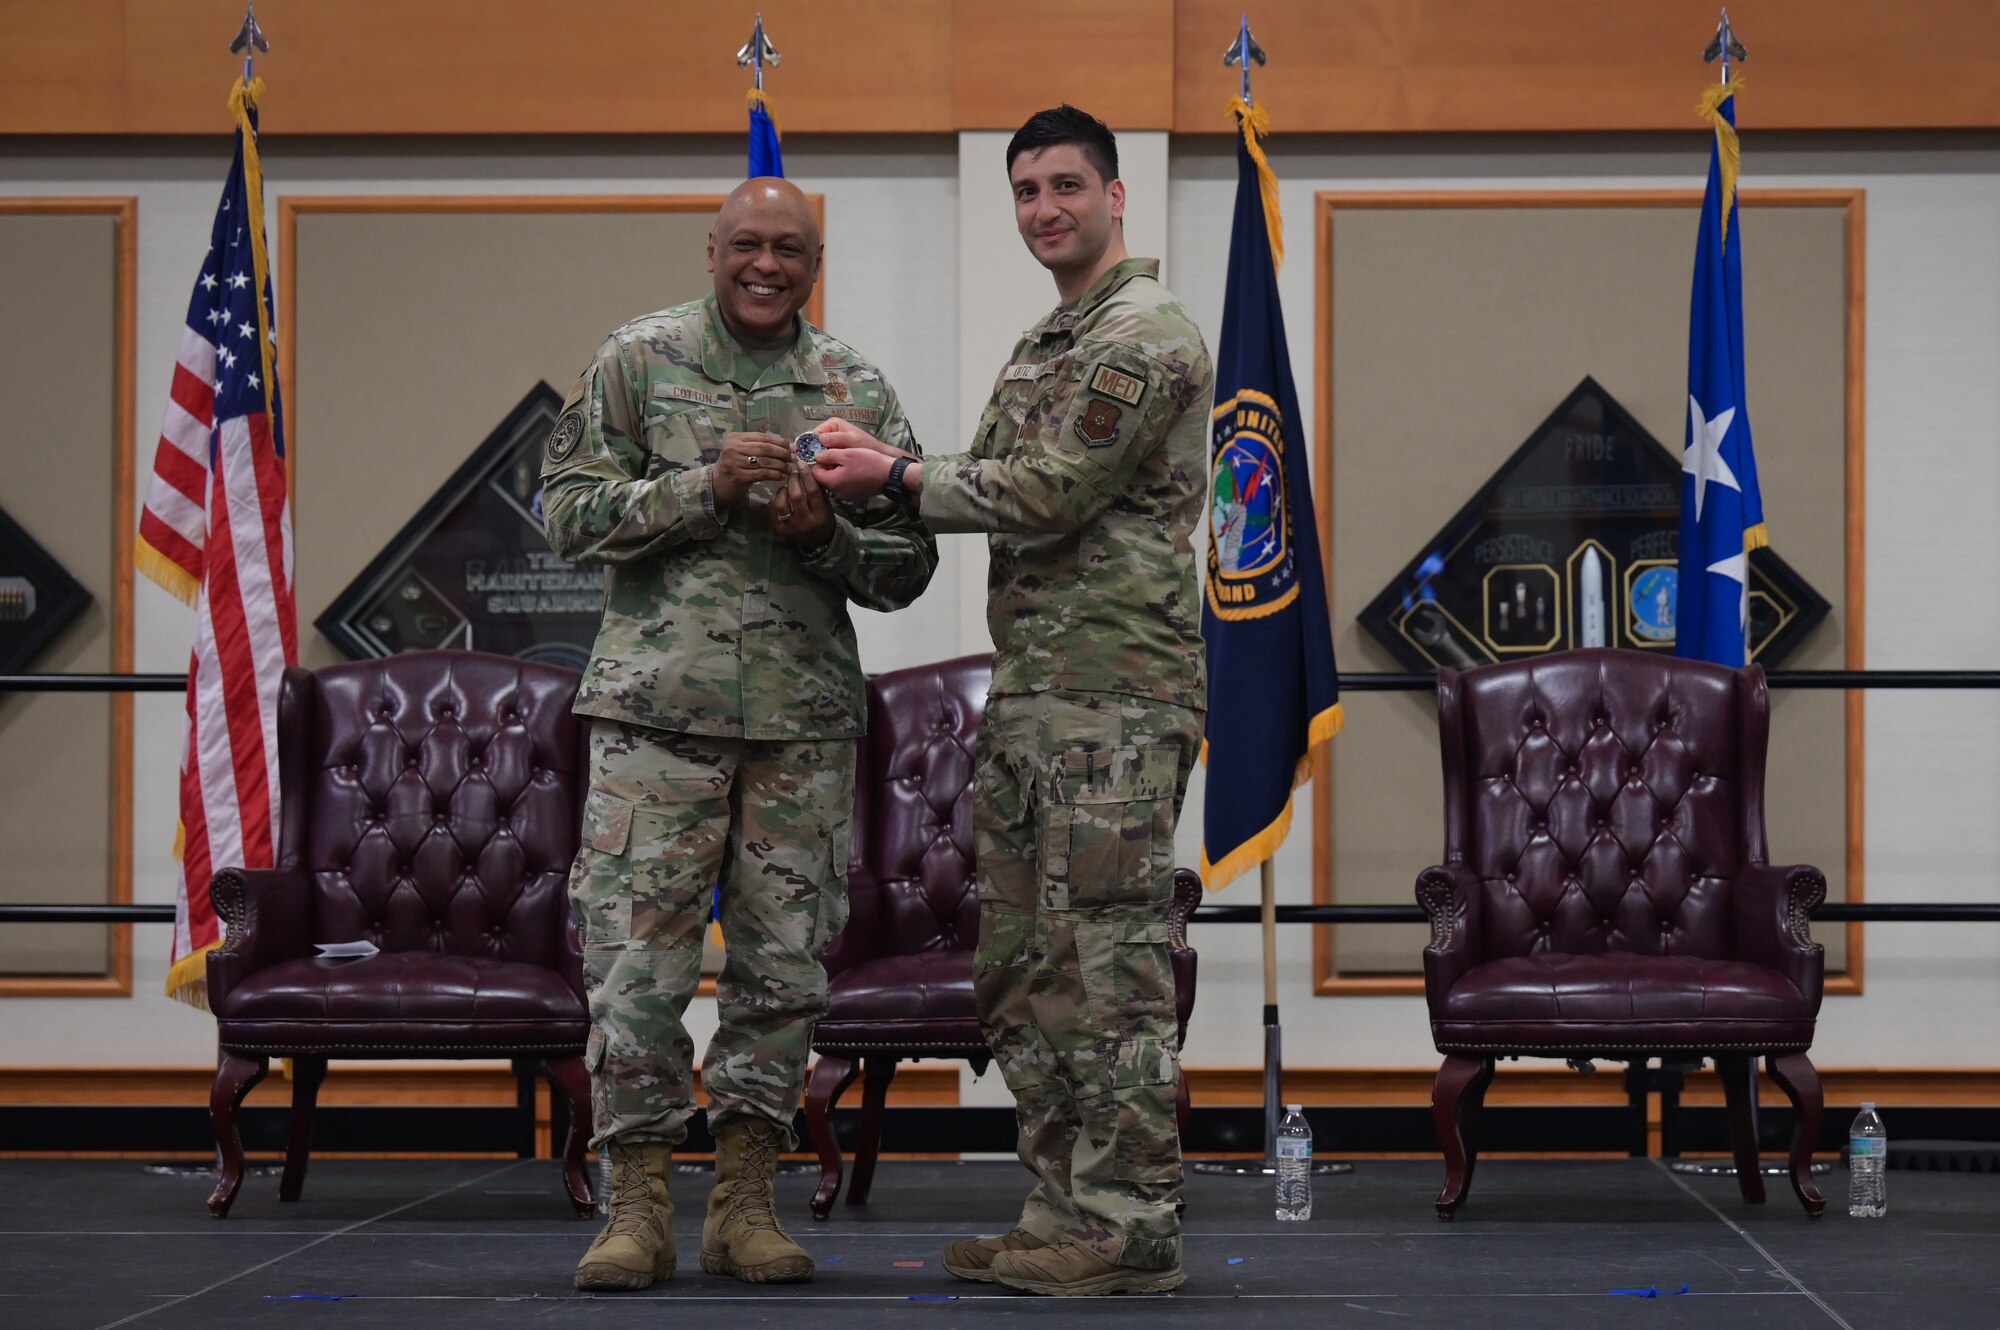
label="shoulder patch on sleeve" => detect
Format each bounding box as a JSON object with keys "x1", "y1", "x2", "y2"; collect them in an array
[
  {"x1": 1074, "y1": 398, "x2": 1123, "y2": 447},
  {"x1": 1089, "y1": 363, "x2": 1146, "y2": 406},
  {"x1": 546, "y1": 409, "x2": 585, "y2": 463}
]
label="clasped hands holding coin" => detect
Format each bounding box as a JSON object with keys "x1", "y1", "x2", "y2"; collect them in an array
[{"x1": 714, "y1": 432, "x2": 835, "y2": 547}]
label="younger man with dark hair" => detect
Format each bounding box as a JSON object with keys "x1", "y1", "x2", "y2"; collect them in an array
[{"x1": 813, "y1": 105, "x2": 1212, "y2": 1296}]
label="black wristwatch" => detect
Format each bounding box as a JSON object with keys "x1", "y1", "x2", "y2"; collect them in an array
[{"x1": 883, "y1": 455, "x2": 916, "y2": 505}]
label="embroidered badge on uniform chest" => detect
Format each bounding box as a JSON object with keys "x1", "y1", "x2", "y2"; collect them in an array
[{"x1": 823, "y1": 377, "x2": 852, "y2": 404}]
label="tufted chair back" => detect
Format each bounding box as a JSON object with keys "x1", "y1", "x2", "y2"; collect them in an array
[
  {"x1": 280, "y1": 650, "x2": 589, "y2": 971},
  {"x1": 823, "y1": 654, "x2": 989, "y2": 977},
  {"x1": 1439, "y1": 649, "x2": 1767, "y2": 963}
]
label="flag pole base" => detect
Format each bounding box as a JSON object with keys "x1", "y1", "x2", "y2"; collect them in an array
[
  {"x1": 1666, "y1": 1159, "x2": 1833, "y2": 1177},
  {"x1": 1190, "y1": 1159, "x2": 1354, "y2": 1176}
]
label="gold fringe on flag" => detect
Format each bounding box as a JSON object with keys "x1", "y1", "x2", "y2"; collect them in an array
[
  {"x1": 1197, "y1": 701, "x2": 1344, "y2": 891},
  {"x1": 1697, "y1": 78, "x2": 1745, "y2": 250},
  {"x1": 748, "y1": 86, "x2": 782, "y2": 138},
  {"x1": 227, "y1": 77, "x2": 281, "y2": 439},
  {"x1": 1743, "y1": 521, "x2": 1770, "y2": 552},
  {"x1": 165, "y1": 940, "x2": 219, "y2": 1012},
  {"x1": 1228, "y1": 96, "x2": 1284, "y2": 271},
  {"x1": 134, "y1": 538, "x2": 200, "y2": 606}
]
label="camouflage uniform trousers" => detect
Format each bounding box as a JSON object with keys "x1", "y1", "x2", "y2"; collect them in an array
[
  {"x1": 569, "y1": 719, "x2": 853, "y2": 1152},
  {"x1": 972, "y1": 689, "x2": 1201, "y2": 1272}
]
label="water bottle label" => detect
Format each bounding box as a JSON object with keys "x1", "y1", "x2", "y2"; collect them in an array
[
  {"x1": 1276, "y1": 1139, "x2": 1312, "y2": 1160},
  {"x1": 1849, "y1": 1137, "x2": 1885, "y2": 1158}
]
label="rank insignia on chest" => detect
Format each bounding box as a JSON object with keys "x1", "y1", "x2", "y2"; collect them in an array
[
  {"x1": 1088, "y1": 364, "x2": 1146, "y2": 406},
  {"x1": 822, "y1": 377, "x2": 852, "y2": 405},
  {"x1": 1075, "y1": 397, "x2": 1122, "y2": 447}
]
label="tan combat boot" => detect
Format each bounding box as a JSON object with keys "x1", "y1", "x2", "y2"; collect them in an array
[
  {"x1": 700, "y1": 1118, "x2": 814, "y2": 1283},
  {"x1": 941, "y1": 1228, "x2": 1049, "y2": 1283},
  {"x1": 989, "y1": 1240, "x2": 1185, "y2": 1296},
  {"x1": 573, "y1": 1140, "x2": 675, "y2": 1291}
]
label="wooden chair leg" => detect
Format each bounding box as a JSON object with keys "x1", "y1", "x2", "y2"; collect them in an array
[
  {"x1": 543, "y1": 1056, "x2": 596, "y2": 1218},
  {"x1": 805, "y1": 1055, "x2": 859, "y2": 1221},
  {"x1": 207, "y1": 1051, "x2": 269, "y2": 1219},
  {"x1": 847, "y1": 1054, "x2": 898, "y2": 1207},
  {"x1": 1175, "y1": 1069, "x2": 1191, "y2": 1135},
  {"x1": 1431, "y1": 1055, "x2": 1493, "y2": 1220},
  {"x1": 1766, "y1": 1052, "x2": 1827, "y2": 1218},
  {"x1": 278, "y1": 1056, "x2": 327, "y2": 1203},
  {"x1": 1714, "y1": 1054, "x2": 1766, "y2": 1204}
]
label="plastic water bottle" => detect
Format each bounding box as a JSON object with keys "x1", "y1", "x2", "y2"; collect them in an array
[
  {"x1": 1847, "y1": 1102, "x2": 1887, "y2": 1218},
  {"x1": 1275, "y1": 1104, "x2": 1312, "y2": 1220},
  {"x1": 597, "y1": 1144, "x2": 613, "y2": 1216}
]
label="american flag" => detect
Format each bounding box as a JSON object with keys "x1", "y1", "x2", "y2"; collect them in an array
[{"x1": 134, "y1": 79, "x2": 297, "y2": 1008}]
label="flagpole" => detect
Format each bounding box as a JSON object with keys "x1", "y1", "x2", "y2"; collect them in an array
[{"x1": 1193, "y1": 16, "x2": 1351, "y2": 1180}]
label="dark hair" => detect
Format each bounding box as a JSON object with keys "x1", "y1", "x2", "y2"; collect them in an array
[{"x1": 1005, "y1": 105, "x2": 1119, "y2": 185}]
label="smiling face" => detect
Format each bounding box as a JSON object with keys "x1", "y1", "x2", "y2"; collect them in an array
[
  {"x1": 707, "y1": 178, "x2": 822, "y2": 344},
  {"x1": 1009, "y1": 143, "x2": 1124, "y2": 281}
]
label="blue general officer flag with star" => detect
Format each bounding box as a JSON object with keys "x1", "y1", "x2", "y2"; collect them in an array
[
  {"x1": 1677, "y1": 83, "x2": 1768, "y2": 667},
  {"x1": 748, "y1": 88, "x2": 783, "y2": 178},
  {"x1": 1199, "y1": 100, "x2": 1342, "y2": 890}
]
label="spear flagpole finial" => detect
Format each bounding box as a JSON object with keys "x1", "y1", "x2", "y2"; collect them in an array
[
  {"x1": 1223, "y1": 13, "x2": 1268, "y2": 106},
  {"x1": 1703, "y1": 7, "x2": 1747, "y2": 85},
  {"x1": 736, "y1": 13, "x2": 781, "y2": 93},
  {"x1": 230, "y1": 1, "x2": 269, "y2": 82}
]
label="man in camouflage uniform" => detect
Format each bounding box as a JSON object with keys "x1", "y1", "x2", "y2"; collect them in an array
[
  {"x1": 814, "y1": 107, "x2": 1211, "y2": 1297},
  {"x1": 542, "y1": 177, "x2": 936, "y2": 1292}
]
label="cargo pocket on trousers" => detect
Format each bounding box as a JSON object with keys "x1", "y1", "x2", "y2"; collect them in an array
[
  {"x1": 573, "y1": 789, "x2": 637, "y2": 944},
  {"x1": 811, "y1": 815, "x2": 854, "y2": 953},
  {"x1": 1046, "y1": 745, "x2": 1179, "y2": 911}
]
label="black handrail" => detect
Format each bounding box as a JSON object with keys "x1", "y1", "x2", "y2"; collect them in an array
[{"x1": 6, "y1": 901, "x2": 1999, "y2": 925}]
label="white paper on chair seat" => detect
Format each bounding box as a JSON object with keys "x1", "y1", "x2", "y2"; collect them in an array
[{"x1": 314, "y1": 940, "x2": 380, "y2": 959}]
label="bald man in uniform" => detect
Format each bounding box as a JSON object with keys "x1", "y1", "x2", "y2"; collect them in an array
[{"x1": 543, "y1": 178, "x2": 936, "y2": 1292}]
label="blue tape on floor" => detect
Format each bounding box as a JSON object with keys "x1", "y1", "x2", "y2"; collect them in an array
[
  {"x1": 1228, "y1": 1257, "x2": 1246, "y2": 1265},
  {"x1": 908, "y1": 1295, "x2": 959, "y2": 1301},
  {"x1": 1609, "y1": 1283, "x2": 1690, "y2": 1298},
  {"x1": 264, "y1": 1294, "x2": 353, "y2": 1301}
]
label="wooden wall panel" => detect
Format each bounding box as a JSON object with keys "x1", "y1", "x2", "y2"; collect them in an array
[
  {"x1": 951, "y1": 0, "x2": 1175, "y2": 130},
  {"x1": 0, "y1": 0, "x2": 954, "y2": 135},
  {"x1": 1174, "y1": 0, "x2": 2000, "y2": 134},
  {"x1": 4, "y1": 1, "x2": 1993, "y2": 136}
]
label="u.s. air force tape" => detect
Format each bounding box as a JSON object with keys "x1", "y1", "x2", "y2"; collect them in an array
[{"x1": 546, "y1": 409, "x2": 584, "y2": 462}]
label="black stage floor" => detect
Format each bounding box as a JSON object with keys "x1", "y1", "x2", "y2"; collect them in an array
[{"x1": 2, "y1": 1157, "x2": 1991, "y2": 1329}]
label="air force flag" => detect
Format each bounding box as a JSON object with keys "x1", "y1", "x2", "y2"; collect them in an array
[
  {"x1": 1677, "y1": 83, "x2": 1768, "y2": 666},
  {"x1": 1200, "y1": 100, "x2": 1342, "y2": 890}
]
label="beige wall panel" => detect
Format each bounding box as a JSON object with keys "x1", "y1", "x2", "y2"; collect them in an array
[
  {"x1": 0, "y1": 214, "x2": 116, "y2": 974},
  {"x1": 289, "y1": 206, "x2": 723, "y2": 668},
  {"x1": 1324, "y1": 200, "x2": 1852, "y2": 976}
]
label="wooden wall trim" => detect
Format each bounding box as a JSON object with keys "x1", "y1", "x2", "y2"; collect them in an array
[
  {"x1": 0, "y1": 1063, "x2": 960, "y2": 1107},
  {"x1": 0, "y1": 196, "x2": 136, "y2": 999},
  {"x1": 8, "y1": 1064, "x2": 1995, "y2": 1110},
  {"x1": 1311, "y1": 187, "x2": 1866, "y2": 998},
  {"x1": 3, "y1": 2, "x2": 1994, "y2": 136}
]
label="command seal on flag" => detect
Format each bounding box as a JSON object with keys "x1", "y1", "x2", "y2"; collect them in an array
[{"x1": 1207, "y1": 389, "x2": 1297, "y2": 621}]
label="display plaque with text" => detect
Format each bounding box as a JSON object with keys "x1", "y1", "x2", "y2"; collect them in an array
[
  {"x1": 1357, "y1": 377, "x2": 1828, "y2": 671},
  {"x1": 317, "y1": 384, "x2": 603, "y2": 669}
]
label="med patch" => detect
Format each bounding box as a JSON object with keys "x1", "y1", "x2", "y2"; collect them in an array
[
  {"x1": 1089, "y1": 364, "x2": 1146, "y2": 406},
  {"x1": 1074, "y1": 397, "x2": 1123, "y2": 447}
]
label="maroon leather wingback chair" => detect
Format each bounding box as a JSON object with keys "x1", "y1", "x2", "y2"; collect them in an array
[
  {"x1": 1419, "y1": 650, "x2": 1826, "y2": 1219},
  {"x1": 204, "y1": 651, "x2": 594, "y2": 1219},
  {"x1": 802, "y1": 654, "x2": 1201, "y2": 1219}
]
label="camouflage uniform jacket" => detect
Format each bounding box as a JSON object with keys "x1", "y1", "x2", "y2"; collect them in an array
[
  {"x1": 918, "y1": 258, "x2": 1212, "y2": 710},
  {"x1": 542, "y1": 294, "x2": 937, "y2": 740}
]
